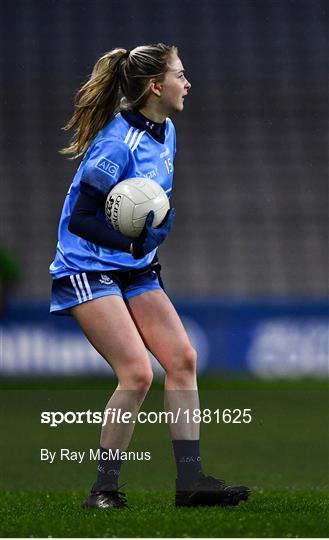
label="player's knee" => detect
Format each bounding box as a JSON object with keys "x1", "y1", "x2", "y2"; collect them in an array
[
  {"x1": 124, "y1": 366, "x2": 153, "y2": 392},
  {"x1": 170, "y1": 344, "x2": 197, "y2": 379},
  {"x1": 181, "y1": 344, "x2": 197, "y2": 374}
]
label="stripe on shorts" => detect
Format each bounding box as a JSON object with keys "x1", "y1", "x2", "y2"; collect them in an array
[
  {"x1": 70, "y1": 273, "x2": 93, "y2": 303},
  {"x1": 70, "y1": 275, "x2": 82, "y2": 303},
  {"x1": 75, "y1": 274, "x2": 87, "y2": 302},
  {"x1": 82, "y1": 272, "x2": 93, "y2": 300}
]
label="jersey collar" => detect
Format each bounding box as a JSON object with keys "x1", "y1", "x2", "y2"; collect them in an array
[{"x1": 121, "y1": 109, "x2": 166, "y2": 144}]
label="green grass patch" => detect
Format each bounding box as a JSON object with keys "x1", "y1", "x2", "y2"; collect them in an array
[
  {"x1": 0, "y1": 379, "x2": 328, "y2": 536},
  {"x1": 0, "y1": 490, "x2": 328, "y2": 537}
]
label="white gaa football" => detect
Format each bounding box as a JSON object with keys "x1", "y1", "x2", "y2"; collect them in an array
[{"x1": 105, "y1": 177, "x2": 170, "y2": 238}]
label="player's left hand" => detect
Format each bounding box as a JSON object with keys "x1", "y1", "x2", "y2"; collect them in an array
[{"x1": 132, "y1": 208, "x2": 175, "y2": 259}]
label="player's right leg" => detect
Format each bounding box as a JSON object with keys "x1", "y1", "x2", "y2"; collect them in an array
[{"x1": 71, "y1": 295, "x2": 153, "y2": 508}]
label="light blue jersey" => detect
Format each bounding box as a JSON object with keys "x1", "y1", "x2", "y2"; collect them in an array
[{"x1": 50, "y1": 113, "x2": 176, "y2": 279}]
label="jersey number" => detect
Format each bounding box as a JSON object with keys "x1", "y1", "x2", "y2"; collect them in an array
[{"x1": 164, "y1": 158, "x2": 173, "y2": 174}]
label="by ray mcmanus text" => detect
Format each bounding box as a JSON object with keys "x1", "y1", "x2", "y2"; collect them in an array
[{"x1": 40, "y1": 448, "x2": 152, "y2": 464}]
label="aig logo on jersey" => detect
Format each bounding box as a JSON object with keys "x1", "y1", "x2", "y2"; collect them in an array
[{"x1": 96, "y1": 157, "x2": 119, "y2": 178}]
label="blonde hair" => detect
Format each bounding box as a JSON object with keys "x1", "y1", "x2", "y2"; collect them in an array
[{"x1": 61, "y1": 43, "x2": 177, "y2": 158}]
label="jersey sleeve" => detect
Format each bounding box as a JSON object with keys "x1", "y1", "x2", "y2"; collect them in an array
[
  {"x1": 80, "y1": 139, "x2": 130, "y2": 195},
  {"x1": 173, "y1": 126, "x2": 177, "y2": 156},
  {"x1": 166, "y1": 117, "x2": 176, "y2": 156}
]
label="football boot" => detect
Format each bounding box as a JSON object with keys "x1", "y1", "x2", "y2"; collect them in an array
[
  {"x1": 84, "y1": 490, "x2": 128, "y2": 509},
  {"x1": 175, "y1": 473, "x2": 251, "y2": 507}
]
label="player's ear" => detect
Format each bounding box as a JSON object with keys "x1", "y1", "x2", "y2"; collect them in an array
[{"x1": 149, "y1": 79, "x2": 163, "y2": 97}]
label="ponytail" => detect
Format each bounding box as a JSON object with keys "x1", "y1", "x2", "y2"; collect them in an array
[
  {"x1": 61, "y1": 43, "x2": 176, "y2": 159},
  {"x1": 61, "y1": 48, "x2": 127, "y2": 158}
]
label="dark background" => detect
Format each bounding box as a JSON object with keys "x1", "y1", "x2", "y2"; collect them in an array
[{"x1": 1, "y1": 0, "x2": 328, "y2": 300}]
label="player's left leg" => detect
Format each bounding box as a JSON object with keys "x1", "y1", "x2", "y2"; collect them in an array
[{"x1": 127, "y1": 289, "x2": 251, "y2": 506}]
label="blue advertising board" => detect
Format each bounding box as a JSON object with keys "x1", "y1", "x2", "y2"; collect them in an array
[{"x1": 1, "y1": 299, "x2": 328, "y2": 378}]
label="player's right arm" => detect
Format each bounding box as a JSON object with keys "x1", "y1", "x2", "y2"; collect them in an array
[
  {"x1": 68, "y1": 140, "x2": 134, "y2": 252},
  {"x1": 68, "y1": 187, "x2": 133, "y2": 251}
]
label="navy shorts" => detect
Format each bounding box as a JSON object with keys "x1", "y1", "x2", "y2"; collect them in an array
[{"x1": 50, "y1": 262, "x2": 164, "y2": 316}]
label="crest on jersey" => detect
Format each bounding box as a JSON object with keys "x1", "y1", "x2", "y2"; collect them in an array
[{"x1": 99, "y1": 274, "x2": 114, "y2": 286}]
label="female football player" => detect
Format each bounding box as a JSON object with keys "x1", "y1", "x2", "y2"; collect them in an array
[{"x1": 50, "y1": 43, "x2": 250, "y2": 508}]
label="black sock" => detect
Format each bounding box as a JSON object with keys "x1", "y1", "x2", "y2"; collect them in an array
[
  {"x1": 172, "y1": 440, "x2": 202, "y2": 488},
  {"x1": 91, "y1": 447, "x2": 122, "y2": 492}
]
